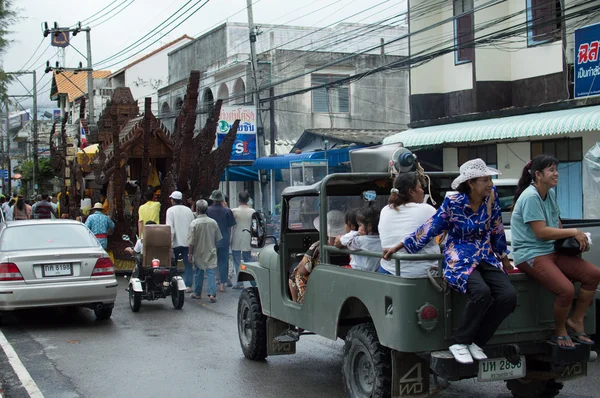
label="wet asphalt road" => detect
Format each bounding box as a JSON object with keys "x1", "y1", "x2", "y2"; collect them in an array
[{"x1": 0, "y1": 278, "x2": 599, "y2": 398}]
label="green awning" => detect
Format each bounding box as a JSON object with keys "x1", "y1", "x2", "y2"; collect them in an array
[{"x1": 383, "y1": 105, "x2": 600, "y2": 148}]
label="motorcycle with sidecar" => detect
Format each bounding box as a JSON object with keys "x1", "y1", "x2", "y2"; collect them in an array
[{"x1": 123, "y1": 224, "x2": 185, "y2": 312}]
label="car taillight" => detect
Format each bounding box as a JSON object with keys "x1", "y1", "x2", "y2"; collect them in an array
[
  {"x1": 416, "y1": 303, "x2": 439, "y2": 332},
  {"x1": 92, "y1": 258, "x2": 114, "y2": 276},
  {"x1": 0, "y1": 263, "x2": 24, "y2": 281}
]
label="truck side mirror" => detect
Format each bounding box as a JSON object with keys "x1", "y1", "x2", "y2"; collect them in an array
[{"x1": 250, "y1": 212, "x2": 267, "y2": 249}]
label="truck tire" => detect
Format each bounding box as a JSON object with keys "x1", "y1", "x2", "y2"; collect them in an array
[
  {"x1": 237, "y1": 287, "x2": 268, "y2": 360},
  {"x1": 343, "y1": 323, "x2": 391, "y2": 398},
  {"x1": 506, "y1": 378, "x2": 563, "y2": 397}
]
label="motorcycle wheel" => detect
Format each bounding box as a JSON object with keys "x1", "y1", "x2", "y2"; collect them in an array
[
  {"x1": 172, "y1": 288, "x2": 184, "y2": 309},
  {"x1": 129, "y1": 287, "x2": 141, "y2": 312}
]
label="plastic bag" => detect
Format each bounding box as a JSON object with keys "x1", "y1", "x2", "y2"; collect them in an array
[{"x1": 583, "y1": 143, "x2": 600, "y2": 218}]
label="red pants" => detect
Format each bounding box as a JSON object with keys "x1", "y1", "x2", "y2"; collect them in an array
[{"x1": 517, "y1": 253, "x2": 600, "y2": 307}]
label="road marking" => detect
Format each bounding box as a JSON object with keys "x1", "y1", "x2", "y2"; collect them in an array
[{"x1": 0, "y1": 330, "x2": 44, "y2": 398}]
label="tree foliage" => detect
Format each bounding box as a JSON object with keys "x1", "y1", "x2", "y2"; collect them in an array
[
  {"x1": 15, "y1": 157, "x2": 53, "y2": 182},
  {"x1": 0, "y1": 1, "x2": 17, "y2": 102}
]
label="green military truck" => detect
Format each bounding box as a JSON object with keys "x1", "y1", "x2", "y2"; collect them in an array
[{"x1": 236, "y1": 144, "x2": 596, "y2": 398}]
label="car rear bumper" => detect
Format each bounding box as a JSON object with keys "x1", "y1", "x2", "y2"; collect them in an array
[{"x1": 0, "y1": 278, "x2": 118, "y2": 311}]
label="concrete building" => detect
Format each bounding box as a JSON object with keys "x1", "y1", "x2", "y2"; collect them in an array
[
  {"x1": 158, "y1": 22, "x2": 409, "y2": 138},
  {"x1": 108, "y1": 35, "x2": 193, "y2": 114},
  {"x1": 385, "y1": 0, "x2": 600, "y2": 218},
  {"x1": 158, "y1": 22, "x2": 409, "y2": 209}
]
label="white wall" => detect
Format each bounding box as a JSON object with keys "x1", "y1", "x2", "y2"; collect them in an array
[
  {"x1": 497, "y1": 142, "x2": 530, "y2": 178},
  {"x1": 443, "y1": 147, "x2": 458, "y2": 171},
  {"x1": 124, "y1": 38, "x2": 192, "y2": 113},
  {"x1": 412, "y1": 0, "x2": 568, "y2": 93},
  {"x1": 410, "y1": 0, "x2": 474, "y2": 95}
]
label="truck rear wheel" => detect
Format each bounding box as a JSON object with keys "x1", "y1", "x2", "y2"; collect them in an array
[
  {"x1": 343, "y1": 323, "x2": 391, "y2": 398},
  {"x1": 237, "y1": 287, "x2": 268, "y2": 360},
  {"x1": 506, "y1": 378, "x2": 563, "y2": 397}
]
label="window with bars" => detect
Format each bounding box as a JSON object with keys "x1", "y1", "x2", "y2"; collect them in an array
[
  {"x1": 311, "y1": 74, "x2": 350, "y2": 113},
  {"x1": 457, "y1": 144, "x2": 498, "y2": 167},
  {"x1": 454, "y1": 0, "x2": 474, "y2": 64},
  {"x1": 530, "y1": 138, "x2": 582, "y2": 162},
  {"x1": 527, "y1": 0, "x2": 561, "y2": 45}
]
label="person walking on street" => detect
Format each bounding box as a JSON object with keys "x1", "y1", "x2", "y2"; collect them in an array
[
  {"x1": 166, "y1": 190, "x2": 196, "y2": 293},
  {"x1": 85, "y1": 203, "x2": 115, "y2": 250},
  {"x1": 231, "y1": 191, "x2": 255, "y2": 289},
  {"x1": 206, "y1": 189, "x2": 236, "y2": 293},
  {"x1": 138, "y1": 188, "x2": 160, "y2": 237},
  {"x1": 32, "y1": 194, "x2": 57, "y2": 219},
  {"x1": 12, "y1": 195, "x2": 30, "y2": 220},
  {"x1": 188, "y1": 200, "x2": 222, "y2": 302}
]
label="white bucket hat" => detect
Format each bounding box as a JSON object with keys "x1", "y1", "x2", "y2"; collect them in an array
[
  {"x1": 451, "y1": 158, "x2": 501, "y2": 190},
  {"x1": 313, "y1": 210, "x2": 346, "y2": 237}
]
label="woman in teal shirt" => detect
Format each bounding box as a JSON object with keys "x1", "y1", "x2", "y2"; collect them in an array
[{"x1": 511, "y1": 155, "x2": 600, "y2": 349}]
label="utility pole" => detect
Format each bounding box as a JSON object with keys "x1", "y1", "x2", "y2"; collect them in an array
[
  {"x1": 246, "y1": 0, "x2": 266, "y2": 211},
  {"x1": 85, "y1": 28, "x2": 95, "y2": 125},
  {"x1": 269, "y1": 86, "x2": 276, "y2": 216},
  {"x1": 6, "y1": 71, "x2": 38, "y2": 194},
  {"x1": 4, "y1": 101, "x2": 11, "y2": 194},
  {"x1": 32, "y1": 70, "x2": 38, "y2": 195},
  {"x1": 43, "y1": 22, "x2": 94, "y2": 125}
]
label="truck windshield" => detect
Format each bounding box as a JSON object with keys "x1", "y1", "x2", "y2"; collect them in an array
[{"x1": 287, "y1": 195, "x2": 390, "y2": 231}]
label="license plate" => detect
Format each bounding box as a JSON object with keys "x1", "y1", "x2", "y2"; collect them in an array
[
  {"x1": 478, "y1": 356, "x2": 525, "y2": 382},
  {"x1": 42, "y1": 263, "x2": 73, "y2": 277}
]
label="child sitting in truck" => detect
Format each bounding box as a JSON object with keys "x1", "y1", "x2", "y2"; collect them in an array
[
  {"x1": 334, "y1": 209, "x2": 359, "y2": 268},
  {"x1": 342, "y1": 204, "x2": 382, "y2": 272},
  {"x1": 289, "y1": 210, "x2": 346, "y2": 303}
]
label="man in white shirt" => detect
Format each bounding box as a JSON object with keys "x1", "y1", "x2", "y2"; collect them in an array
[
  {"x1": 166, "y1": 191, "x2": 196, "y2": 292},
  {"x1": 230, "y1": 191, "x2": 255, "y2": 289}
]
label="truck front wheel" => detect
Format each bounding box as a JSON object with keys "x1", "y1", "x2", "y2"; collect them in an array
[
  {"x1": 237, "y1": 287, "x2": 268, "y2": 360},
  {"x1": 343, "y1": 323, "x2": 391, "y2": 398},
  {"x1": 506, "y1": 378, "x2": 563, "y2": 397}
]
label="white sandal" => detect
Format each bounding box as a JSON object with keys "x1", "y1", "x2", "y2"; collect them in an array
[
  {"x1": 449, "y1": 344, "x2": 474, "y2": 364},
  {"x1": 468, "y1": 343, "x2": 487, "y2": 361}
]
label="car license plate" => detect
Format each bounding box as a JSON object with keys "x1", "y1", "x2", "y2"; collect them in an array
[
  {"x1": 478, "y1": 356, "x2": 525, "y2": 382},
  {"x1": 42, "y1": 263, "x2": 73, "y2": 277}
]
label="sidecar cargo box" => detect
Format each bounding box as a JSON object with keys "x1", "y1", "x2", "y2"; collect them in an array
[{"x1": 143, "y1": 224, "x2": 172, "y2": 267}]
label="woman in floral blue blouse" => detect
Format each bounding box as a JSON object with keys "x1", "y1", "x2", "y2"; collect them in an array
[{"x1": 383, "y1": 159, "x2": 516, "y2": 364}]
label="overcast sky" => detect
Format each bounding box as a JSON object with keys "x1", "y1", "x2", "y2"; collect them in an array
[{"x1": 2, "y1": 0, "x2": 406, "y2": 110}]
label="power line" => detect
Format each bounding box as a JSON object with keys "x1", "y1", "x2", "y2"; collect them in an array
[
  {"x1": 85, "y1": 0, "x2": 133, "y2": 26},
  {"x1": 19, "y1": 38, "x2": 46, "y2": 71},
  {"x1": 74, "y1": 0, "x2": 121, "y2": 26},
  {"x1": 98, "y1": 0, "x2": 212, "y2": 70},
  {"x1": 90, "y1": 0, "x2": 137, "y2": 28},
  {"x1": 257, "y1": 0, "x2": 594, "y2": 104},
  {"x1": 93, "y1": 0, "x2": 199, "y2": 67}
]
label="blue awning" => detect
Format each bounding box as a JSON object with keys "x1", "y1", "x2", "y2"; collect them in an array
[
  {"x1": 220, "y1": 166, "x2": 259, "y2": 181},
  {"x1": 252, "y1": 147, "x2": 363, "y2": 171}
]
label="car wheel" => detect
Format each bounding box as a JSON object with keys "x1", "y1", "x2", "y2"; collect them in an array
[
  {"x1": 129, "y1": 287, "x2": 141, "y2": 312},
  {"x1": 506, "y1": 378, "x2": 563, "y2": 397},
  {"x1": 342, "y1": 323, "x2": 391, "y2": 398},
  {"x1": 94, "y1": 306, "x2": 113, "y2": 320},
  {"x1": 237, "y1": 287, "x2": 267, "y2": 360},
  {"x1": 172, "y1": 289, "x2": 184, "y2": 309}
]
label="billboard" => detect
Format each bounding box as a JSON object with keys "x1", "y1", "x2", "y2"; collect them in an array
[
  {"x1": 574, "y1": 23, "x2": 600, "y2": 99},
  {"x1": 217, "y1": 106, "x2": 257, "y2": 162}
]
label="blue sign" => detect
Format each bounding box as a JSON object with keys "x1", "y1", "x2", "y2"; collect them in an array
[
  {"x1": 217, "y1": 133, "x2": 257, "y2": 162},
  {"x1": 574, "y1": 23, "x2": 600, "y2": 99},
  {"x1": 0, "y1": 170, "x2": 7, "y2": 179}
]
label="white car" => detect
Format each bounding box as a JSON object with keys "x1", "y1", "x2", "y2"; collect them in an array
[{"x1": 0, "y1": 219, "x2": 118, "y2": 320}]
